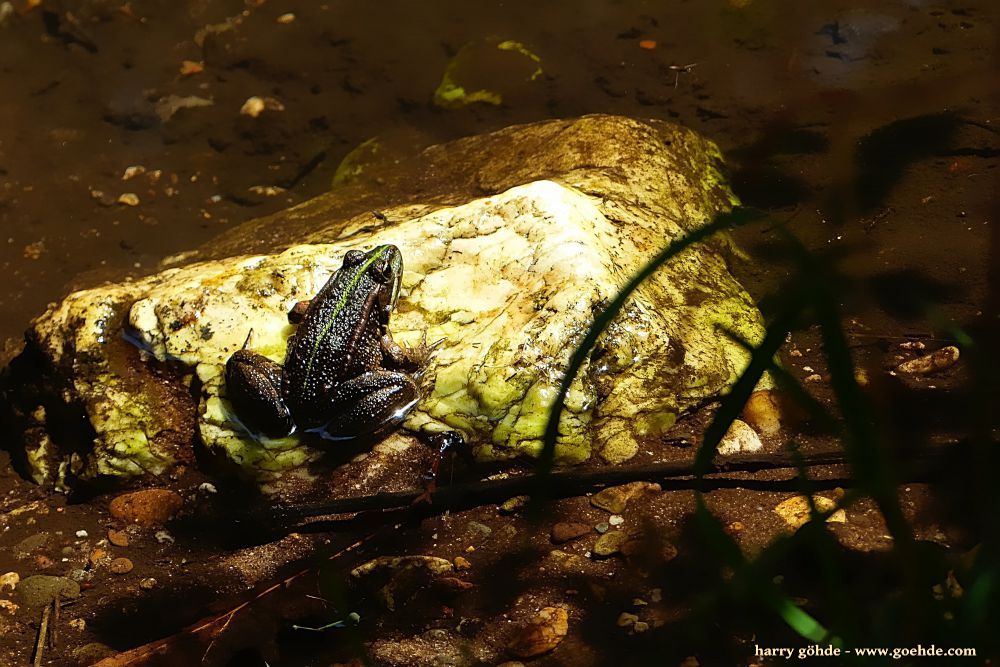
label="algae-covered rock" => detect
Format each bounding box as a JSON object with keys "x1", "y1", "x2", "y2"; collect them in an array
[
  {"x1": 10, "y1": 289, "x2": 196, "y2": 486},
  {"x1": 16, "y1": 575, "x2": 80, "y2": 608},
  {"x1": 7, "y1": 115, "x2": 771, "y2": 489},
  {"x1": 433, "y1": 38, "x2": 543, "y2": 109}
]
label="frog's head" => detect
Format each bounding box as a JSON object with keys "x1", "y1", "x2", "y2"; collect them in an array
[{"x1": 342, "y1": 244, "x2": 404, "y2": 318}]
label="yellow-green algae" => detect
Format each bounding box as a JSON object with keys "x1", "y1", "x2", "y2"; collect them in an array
[
  {"x1": 332, "y1": 137, "x2": 380, "y2": 187},
  {"x1": 433, "y1": 39, "x2": 543, "y2": 109},
  {"x1": 130, "y1": 181, "x2": 765, "y2": 472},
  {"x1": 22, "y1": 115, "x2": 772, "y2": 487}
]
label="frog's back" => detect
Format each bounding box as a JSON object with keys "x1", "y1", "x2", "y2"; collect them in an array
[{"x1": 282, "y1": 269, "x2": 382, "y2": 419}]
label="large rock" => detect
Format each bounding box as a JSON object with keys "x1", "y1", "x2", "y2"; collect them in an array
[{"x1": 4, "y1": 115, "x2": 770, "y2": 491}]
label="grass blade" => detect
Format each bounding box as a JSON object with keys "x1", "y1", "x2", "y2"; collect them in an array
[{"x1": 533, "y1": 207, "x2": 765, "y2": 495}]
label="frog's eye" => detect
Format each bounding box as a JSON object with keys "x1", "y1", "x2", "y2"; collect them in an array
[
  {"x1": 343, "y1": 250, "x2": 366, "y2": 266},
  {"x1": 370, "y1": 262, "x2": 391, "y2": 284}
]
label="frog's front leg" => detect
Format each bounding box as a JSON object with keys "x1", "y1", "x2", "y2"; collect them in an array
[
  {"x1": 287, "y1": 300, "x2": 311, "y2": 324},
  {"x1": 225, "y1": 349, "x2": 295, "y2": 438},
  {"x1": 318, "y1": 370, "x2": 421, "y2": 441},
  {"x1": 380, "y1": 331, "x2": 441, "y2": 375}
]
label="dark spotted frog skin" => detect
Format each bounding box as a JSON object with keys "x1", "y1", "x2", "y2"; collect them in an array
[{"x1": 225, "y1": 244, "x2": 427, "y2": 442}]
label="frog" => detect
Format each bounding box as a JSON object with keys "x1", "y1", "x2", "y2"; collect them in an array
[{"x1": 224, "y1": 243, "x2": 431, "y2": 443}]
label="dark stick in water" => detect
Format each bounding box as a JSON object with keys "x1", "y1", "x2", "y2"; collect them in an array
[{"x1": 258, "y1": 440, "x2": 968, "y2": 527}]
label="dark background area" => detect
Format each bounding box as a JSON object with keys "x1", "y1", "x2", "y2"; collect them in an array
[{"x1": 0, "y1": 0, "x2": 995, "y2": 350}]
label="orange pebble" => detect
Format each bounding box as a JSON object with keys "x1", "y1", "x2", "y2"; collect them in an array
[
  {"x1": 638, "y1": 39, "x2": 657, "y2": 50},
  {"x1": 179, "y1": 60, "x2": 204, "y2": 76}
]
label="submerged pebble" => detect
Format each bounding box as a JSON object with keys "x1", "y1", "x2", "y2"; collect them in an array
[
  {"x1": 465, "y1": 521, "x2": 492, "y2": 541},
  {"x1": 0, "y1": 572, "x2": 19, "y2": 592},
  {"x1": 741, "y1": 390, "x2": 784, "y2": 436},
  {"x1": 68, "y1": 569, "x2": 91, "y2": 583},
  {"x1": 591, "y1": 482, "x2": 661, "y2": 514},
  {"x1": 507, "y1": 606, "x2": 568, "y2": 658},
  {"x1": 179, "y1": 60, "x2": 203, "y2": 76},
  {"x1": 551, "y1": 522, "x2": 591, "y2": 544},
  {"x1": 617, "y1": 611, "x2": 638, "y2": 627},
  {"x1": 500, "y1": 496, "x2": 530, "y2": 513},
  {"x1": 774, "y1": 495, "x2": 847, "y2": 531},
  {"x1": 14, "y1": 532, "x2": 49, "y2": 558},
  {"x1": 109, "y1": 557, "x2": 133, "y2": 575},
  {"x1": 593, "y1": 530, "x2": 629, "y2": 557},
  {"x1": 717, "y1": 419, "x2": 763, "y2": 455},
  {"x1": 107, "y1": 528, "x2": 129, "y2": 547},
  {"x1": 895, "y1": 346, "x2": 960, "y2": 375},
  {"x1": 240, "y1": 96, "x2": 284, "y2": 117},
  {"x1": 71, "y1": 643, "x2": 117, "y2": 663},
  {"x1": 16, "y1": 575, "x2": 80, "y2": 608},
  {"x1": 110, "y1": 489, "x2": 182, "y2": 526}
]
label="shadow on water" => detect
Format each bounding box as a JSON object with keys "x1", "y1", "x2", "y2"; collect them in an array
[
  {"x1": 729, "y1": 122, "x2": 830, "y2": 209},
  {"x1": 852, "y1": 112, "x2": 965, "y2": 214},
  {"x1": 866, "y1": 268, "x2": 965, "y2": 321}
]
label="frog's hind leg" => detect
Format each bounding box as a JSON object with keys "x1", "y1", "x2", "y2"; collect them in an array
[
  {"x1": 225, "y1": 349, "x2": 295, "y2": 438},
  {"x1": 319, "y1": 370, "x2": 420, "y2": 441}
]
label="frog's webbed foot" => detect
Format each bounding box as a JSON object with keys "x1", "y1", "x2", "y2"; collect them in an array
[
  {"x1": 412, "y1": 430, "x2": 465, "y2": 505},
  {"x1": 225, "y1": 349, "x2": 294, "y2": 438},
  {"x1": 381, "y1": 330, "x2": 443, "y2": 377}
]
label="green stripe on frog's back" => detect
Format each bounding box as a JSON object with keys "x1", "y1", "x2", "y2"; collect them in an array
[{"x1": 303, "y1": 245, "x2": 390, "y2": 382}]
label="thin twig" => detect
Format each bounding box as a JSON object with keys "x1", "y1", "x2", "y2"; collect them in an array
[
  {"x1": 51, "y1": 595, "x2": 59, "y2": 649},
  {"x1": 32, "y1": 602, "x2": 52, "y2": 667},
  {"x1": 200, "y1": 535, "x2": 372, "y2": 663},
  {"x1": 262, "y1": 440, "x2": 966, "y2": 526}
]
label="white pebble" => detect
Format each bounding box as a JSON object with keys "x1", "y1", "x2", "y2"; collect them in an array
[
  {"x1": 121, "y1": 165, "x2": 146, "y2": 181},
  {"x1": 717, "y1": 419, "x2": 764, "y2": 455},
  {"x1": 154, "y1": 530, "x2": 175, "y2": 544}
]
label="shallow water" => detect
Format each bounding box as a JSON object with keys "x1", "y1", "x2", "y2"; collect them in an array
[{"x1": 0, "y1": 0, "x2": 995, "y2": 346}]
